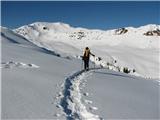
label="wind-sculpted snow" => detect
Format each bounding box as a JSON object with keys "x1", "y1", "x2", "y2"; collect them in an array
[
  {"x1": 59, "y1": 68, "x2": 103, "y2": 120},
  {"x1": 1, "y1": 32, "x2": 20, "y2": 44},
  {"x1": 1, "y1": 61, "x2": 39, "y2": 69}
]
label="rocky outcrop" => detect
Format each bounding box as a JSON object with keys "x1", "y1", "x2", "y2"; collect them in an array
[
  {"x1": 144, "y1": 29, "x2": 160, "y2": 36},
  {"x1": 115, "y1": 28, "x2": 128, "y2": 35}
]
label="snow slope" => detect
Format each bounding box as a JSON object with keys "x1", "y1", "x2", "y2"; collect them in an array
[
  {"x1": 14, "y1": 22, "x2": 160, "y2": 79},
  {"x1": 1, "y1": 27, "x2": 82, "y2": 119},
  {"x1": 82, "y1": 69, "x2": 159, "y2": 119},
  {"x1": 1, "y1": 26, "x2": 159, "y2": 119}
]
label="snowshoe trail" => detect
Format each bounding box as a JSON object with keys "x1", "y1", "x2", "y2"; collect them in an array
[{"x1": 60, "y1": 68, "x2": 103, "y2": 120}]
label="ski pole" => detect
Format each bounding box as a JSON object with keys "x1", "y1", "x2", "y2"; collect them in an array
[
  {"x1": 94, "y1": 56, "x2": 96, "y2": 70},
  {"x1": 81, "y1": 59, "x2": 82, "y2": 70},
  {"x1": 81, "y1": 56, "x2": 84, "y2": 70}
]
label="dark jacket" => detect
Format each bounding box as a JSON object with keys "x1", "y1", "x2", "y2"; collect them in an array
[{"x1": 83, "y1": 48, "x2": 94, "y2": 60}]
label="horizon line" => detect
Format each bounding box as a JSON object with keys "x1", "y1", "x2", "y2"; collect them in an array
[{"x1": 1, "y1": 21, "x2": 159, "y2": 31}]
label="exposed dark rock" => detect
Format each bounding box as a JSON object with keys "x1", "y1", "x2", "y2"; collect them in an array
[
  {"x1": 115, "y1": 28, "x2": 128, "y2": 35},
  {"x1": 43, "y1": 26, "x2": 49, "y2": 30},
  {"x1": 144, "y1": 29, "x2": 160, "y2": 36},
  {"x1": 69, "y1": 31, "x2": 86, "y2": 40}
]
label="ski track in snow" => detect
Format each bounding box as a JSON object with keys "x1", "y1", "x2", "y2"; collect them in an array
[{"x1": 59, "y1": 68, "x2": 103, "y2": 120}]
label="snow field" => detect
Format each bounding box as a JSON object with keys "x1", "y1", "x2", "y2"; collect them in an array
[{"x1": 55, "y1": 70, "x2": 103, "y2": 120}]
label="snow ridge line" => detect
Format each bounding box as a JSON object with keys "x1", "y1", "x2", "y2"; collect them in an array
[{"x1": 60, "y1": 68, "x2": 102, "y2": 120}]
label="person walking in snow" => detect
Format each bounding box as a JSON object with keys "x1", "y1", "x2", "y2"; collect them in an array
[{"x1": 83, "y1": 47, "x2": 95, "y2": 70}]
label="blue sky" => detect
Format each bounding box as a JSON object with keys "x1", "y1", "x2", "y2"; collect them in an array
[{"x1": 1, "y1": 1, "x2": 160, "y2": 30}]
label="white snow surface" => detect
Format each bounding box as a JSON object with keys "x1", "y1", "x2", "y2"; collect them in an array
[
  {"x1": 1, "y1": 27, "x2": 81, "y2": 119},
  {"x1": 14, "y1": 22, "x2": 160, "y2": 79},
  {"x1": 59, "y1": 70, "x2": 101, "y2": 120},
  {"x1": 1, "y1": 25, "x2": 159, "y2": 119},
  {"x1": 82, "y1": 69, "x2": 159, "y2": 119}
]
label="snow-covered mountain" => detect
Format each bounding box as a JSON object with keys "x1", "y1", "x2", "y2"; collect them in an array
[
  {"x1": 14, "y1": 22, "x2": 160, "y2": 79},
  {"x1": 1, "y1": 26, "x2": 159, "y2": 119}
]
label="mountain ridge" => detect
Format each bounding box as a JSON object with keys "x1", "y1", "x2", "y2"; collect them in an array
[{"x1": 13, "y1": 22, "x2": 160, "y2": 31}]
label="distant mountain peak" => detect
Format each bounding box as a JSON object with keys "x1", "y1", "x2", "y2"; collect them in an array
[{"x1": 30, "y1": 22, "x2": 71, "y2": 29}]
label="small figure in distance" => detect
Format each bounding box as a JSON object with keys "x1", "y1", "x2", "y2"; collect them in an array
[{"x1": 82, "y1": 47, "x2": 95, "y2": 71}]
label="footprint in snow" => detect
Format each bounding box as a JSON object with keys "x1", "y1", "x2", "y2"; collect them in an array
[
  {"x1": 56, "y1": 104, "x2": 61, "y2": 109},
  {"x1": 89, "y1": 106, "x2": 98, "y2": 111},
  {"x1": 84, "y1": 99, "x2": 93, "y2": 104},
  {"x1": 54, "y1": 113, "x2": 61, "y2": 117},
  {"x1": 83, "y1": 92, "x2": 89, "y2": 96}
]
